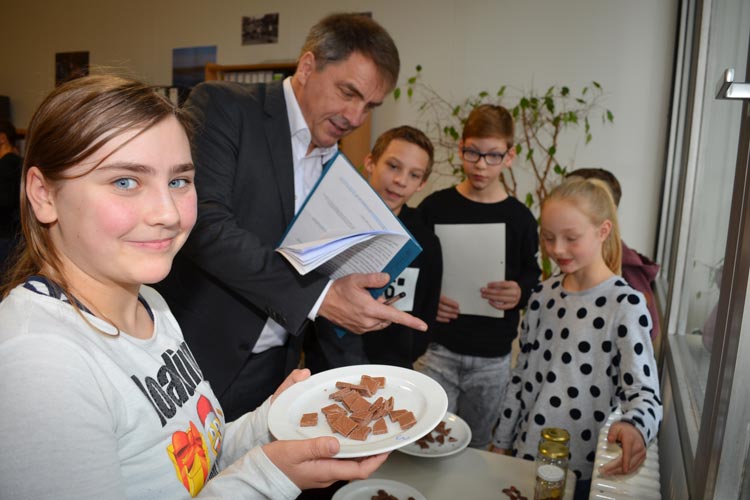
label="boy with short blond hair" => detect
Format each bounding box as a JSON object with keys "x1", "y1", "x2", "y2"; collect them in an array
[
  {"x1": 415, "y1": 104, "x2": 541, "y2": 449},
  {"x1": 304, "y1": 126, "x2": 443, "y2": 370}
]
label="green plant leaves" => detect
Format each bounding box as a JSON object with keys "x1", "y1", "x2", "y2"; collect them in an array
[{"x1": 390, "y1": 65, "x2": 614, "y2": 232}]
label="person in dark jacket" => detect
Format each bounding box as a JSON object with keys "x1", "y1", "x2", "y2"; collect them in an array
[
  {"x1": 0, "y1": 120, "x2": 22, "y2": 273},
  {"x1": 567, "y1": 168, "x2": 661, "y2": 339}
]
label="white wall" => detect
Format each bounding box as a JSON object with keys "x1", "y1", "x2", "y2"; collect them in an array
[{"x1": 0, "y1": 0, "x2": 677, "y2": 257}]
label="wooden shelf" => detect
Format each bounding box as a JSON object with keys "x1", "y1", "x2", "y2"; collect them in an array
[
  {"x1": 204, "y1": 62, "x2": 296, "y2": 83},
  {"x1": 203, "y1": 61, "x2": 371, "y2": 166}
]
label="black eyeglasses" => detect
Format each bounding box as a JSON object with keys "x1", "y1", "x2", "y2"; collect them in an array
[{"x1": 461, "y1": 148, "x2": 507, "y2": 166}]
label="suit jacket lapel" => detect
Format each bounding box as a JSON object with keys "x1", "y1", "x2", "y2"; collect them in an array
[{"x1": 263, "y1": 81, "x2": 295, "y2": 226}]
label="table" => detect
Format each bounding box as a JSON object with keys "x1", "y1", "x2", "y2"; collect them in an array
[{"x1": 369, "y1": 447, "x2": 576, "y2": 500}]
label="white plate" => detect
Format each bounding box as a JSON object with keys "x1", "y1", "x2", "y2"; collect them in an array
[
  {"x1": 397, "y1": 411, "x2": 472, "y2": 458},
  {"x1": 332, "y1": 478, "x2": 427, "y2": 500},
  {"x1": 268, "y1": 364, "x2": 448, "y2": 458}
]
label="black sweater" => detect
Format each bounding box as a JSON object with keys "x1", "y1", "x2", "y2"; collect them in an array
[{"x1": 418, "y1": 187, "x2": 540, "y2": 357}]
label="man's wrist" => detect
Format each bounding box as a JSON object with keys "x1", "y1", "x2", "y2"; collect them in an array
[{"x1": 308, "y1": 279, "x2": 333, "y2": 320}]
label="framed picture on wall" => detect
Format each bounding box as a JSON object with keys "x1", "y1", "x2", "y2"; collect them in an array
[{"x1": 242, "y1": 13, "x2": 279, "y2": 45}]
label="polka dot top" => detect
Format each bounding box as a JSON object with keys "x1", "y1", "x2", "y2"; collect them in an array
[{"x1": 492, "y1": 275, "x2": 662, "y2": 481}]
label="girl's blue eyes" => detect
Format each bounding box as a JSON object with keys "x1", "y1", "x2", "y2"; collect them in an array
[
  {"x1": 113, "y1": 178, "x2": 191, "y2": 189},
  {"x1": 114, "y1": 178, "x2": 137, "y2": 189}
]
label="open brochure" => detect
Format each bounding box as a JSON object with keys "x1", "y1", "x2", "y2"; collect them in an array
[
  {"x1": 435, "y1": 223, "x2": 505, "y2": 318},
  {"x1": 276, "y1": 152, "x2": 422, "y2": 296}
]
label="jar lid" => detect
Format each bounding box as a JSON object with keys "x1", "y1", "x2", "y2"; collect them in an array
[
  {"x1": 541, "y1": 427, "x2": 570, "y2": 444},
  {"x1": 537, "y1": 464, "x2": 565, "y2": 482},
  {"x1": 538, "y1": 441, "x2": 568, "y2": 459}
]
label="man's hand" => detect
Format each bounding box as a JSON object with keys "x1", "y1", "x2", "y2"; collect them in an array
[
  {"x1": 599, "y1": 421, "x2": 647, "y2": 475},
  {"x1": 263, "y1": 437, "x2": 389, "y2": 490},
  {"x1": 319, "y1": 273, "x2": 427, "y2": 334},
  {"x1": 482, "y1": 281, "x2": 521, "y2": 310},
  {"x1": 436, "y1": 295, "x2": 460, "y2": 323}
]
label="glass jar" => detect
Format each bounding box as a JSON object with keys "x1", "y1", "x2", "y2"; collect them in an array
[
  {"x1": 540, "y1": 427, "x2": 570, "y2": 451},
  {"x1": 537, "y1": 440, "x2": 569, "y2": 497},
  {"x1": 536, "y1": 441, "x2": 568, "y2": 470},
  {"x1": 534, "y1": 464, "x2": 565, "y2": 500}
]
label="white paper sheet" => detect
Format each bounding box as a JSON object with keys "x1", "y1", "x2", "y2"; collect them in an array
[{"x1": 435, "y1": 223, "x2": 505, "y2": 318}]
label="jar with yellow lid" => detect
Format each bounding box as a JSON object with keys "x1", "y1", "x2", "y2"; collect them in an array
[
  {"x1": 537, "y1": 441, "x2": 569, "y2": 498},
  {"x1": 541, "y1": 427, "x2": 570, "y2": 450},
  {"x1": 537, "y1": 441, "x2": 568, "y2": 468}
]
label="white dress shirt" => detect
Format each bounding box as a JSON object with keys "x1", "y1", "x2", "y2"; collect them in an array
[{"x1": 252, "y1": 77, "x2": 336, "y2": 353}]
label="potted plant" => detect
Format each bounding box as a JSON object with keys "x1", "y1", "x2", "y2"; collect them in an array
[{"x1": 394, "y1": 65, "x2": 614, "y2": 276}]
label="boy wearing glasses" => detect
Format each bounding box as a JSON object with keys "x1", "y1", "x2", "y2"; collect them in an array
[
  {"x1": 303, "y1": 126, "x2": 443, "y2": 371},
  {"x1": 415, "y1": 104, "x2": 541, "y2": 449}
]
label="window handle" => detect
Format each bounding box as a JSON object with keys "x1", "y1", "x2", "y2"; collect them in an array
[{"x1": 716, "y1": 68, "x2": 750, "y2": 100}]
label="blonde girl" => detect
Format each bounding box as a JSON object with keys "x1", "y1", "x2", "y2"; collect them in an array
[{"x1": 492, "y1": 177, "x2": 661, "y2": 499}]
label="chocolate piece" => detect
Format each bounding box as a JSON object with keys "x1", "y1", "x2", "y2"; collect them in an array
[
  {"x1": 342, "y1": 391, "x2": 362, "y2": 411},
  {"x1": 370, "y1": 397, "x2": 388, "y2": 420},
  {"x1": 329, "y1": 388, "x2": 355, "y2": 401},
  {"x1": 352, "y1": 384, "x2": 373, "y2": 396},
  {"x1": 389, "y1": 409, "x2": 407, "y2": 422},
  {"x1": 385, "y1": 397, "x2": 394, "y2": 412},
  {"x1": 360, "y1": 375, "x2": 380, "y2": 395},
  {"x1": 372, "y1": 418, "x2": 388, "y2": 435},
  {"x1": 369, "y1": 396, "x2": 384, "y2": 412},
  {"x1": 413, "y1": 419, "x2": 458, "y2": 449},
  {"x1": 350, "y1": 410, "x2": 374, "y2": 425},
  {"x1": 349, "y1": 424, "x2": 372, "y2": 441},
  {"x1": 348, "y1": 396, "x2": 372, "y2": 414},
  {"x1": 325, "y1": 412, "x2": 341, "y2": 432},
  {"x1": 336, "y1": 380, "x2": 372, "y2": 396},
  {"x1": 373, "y1": 376, "x2": 386, "y2": 388},
  {"x1": 321, "y1": 403, "x2": 346, "y2": 416},
  {"x1": 396, "y1": 411, "x2": 416, "y2": 430},
  {"x1": 300, "y1": 413, "x2": 318, "y2": 427},
  {"x1": 330, "y1": 414, "x2": 358, "y2": 437}
]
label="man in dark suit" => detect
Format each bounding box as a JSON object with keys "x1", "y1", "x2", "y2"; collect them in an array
[
  {"x1": 158, "y1": 13, "x2": 426, "y2": 422},
  {"x1": 0, "y1": 121, "x2": 22, "y2": 273}
]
